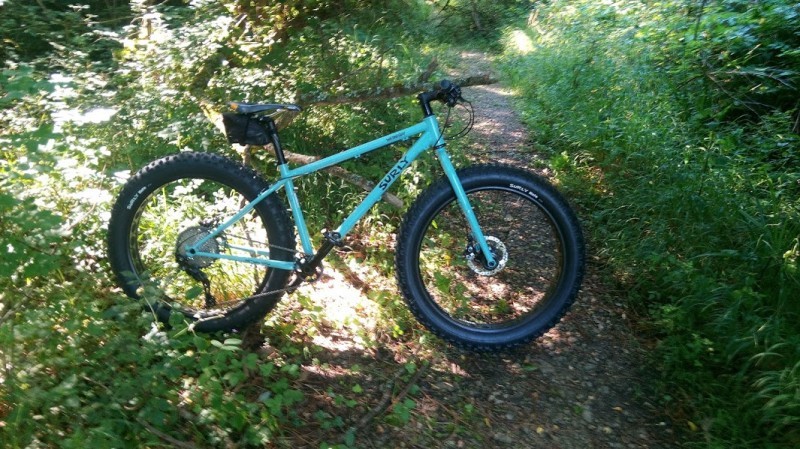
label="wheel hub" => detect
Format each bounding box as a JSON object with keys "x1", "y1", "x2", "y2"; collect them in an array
[
  {"x1": 176, "y1": 226, "x2": 220, "y2": 268},
  {"x1": 467, "y1": 236, "x2": 508, "y2": 276}
]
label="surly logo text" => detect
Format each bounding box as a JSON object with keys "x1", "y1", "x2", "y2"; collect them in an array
[
  {"x1": 510, "y1": 183, "x2": 539, "y2": 199},
  {"x1": 379, "y1": 157, "x2": 410, "y2": 190},
  {"x1": 127, "y1": 185, "x2": 149, "y2": 210}
]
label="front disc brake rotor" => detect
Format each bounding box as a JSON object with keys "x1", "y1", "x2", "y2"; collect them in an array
[{"x1": 467, "y1": 236, "x2": 508, "y2": 276}]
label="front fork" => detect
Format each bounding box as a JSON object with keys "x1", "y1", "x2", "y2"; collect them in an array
[{"x1": 434, "y1": 146, "x2": 497, "y2": 269}]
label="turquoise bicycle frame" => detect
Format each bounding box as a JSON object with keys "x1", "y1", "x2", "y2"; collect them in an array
[{"x1": 186, "y1": 114, "x2": 497, "y2": 271}]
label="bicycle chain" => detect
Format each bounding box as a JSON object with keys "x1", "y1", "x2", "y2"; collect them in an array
[
  {"x1": 191, "y1": 219, "x2": 343, "y2": 309},
  {"x1": 213, "y1": 238, "x2": 323, "y2": 301}
]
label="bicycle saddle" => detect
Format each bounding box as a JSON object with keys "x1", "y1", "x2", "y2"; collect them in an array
[{"x1": 229, "y1": 102, "x2": 302, "y2": 115}]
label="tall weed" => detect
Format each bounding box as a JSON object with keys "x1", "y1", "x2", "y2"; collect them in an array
[{"x1": 501, "y1": 1, "x2": 800, "y2": 446}]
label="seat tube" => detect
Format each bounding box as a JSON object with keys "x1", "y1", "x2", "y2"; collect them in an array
[
  {"x1": 434, "y1": 146, "x2": 497, "y2": 268},
  {"x1": 265, "y1": 117, "x2": 287, "y2": 166},
  {"x1": 279, "y1": 170, "x2": 314, "y2": 256}
]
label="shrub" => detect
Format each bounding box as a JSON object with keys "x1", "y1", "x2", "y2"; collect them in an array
[{"x1": 501, "y1": 0, "x2": 800, "y2": 446}]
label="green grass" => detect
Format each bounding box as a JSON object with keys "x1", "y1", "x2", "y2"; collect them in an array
[{"x1": 499, "y1": 1, "x2": 800, "y2": 447}]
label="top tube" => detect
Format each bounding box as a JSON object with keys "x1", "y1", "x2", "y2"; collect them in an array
[{"x1": 279, "y1": 118, "x2": 439, "y2": 180}]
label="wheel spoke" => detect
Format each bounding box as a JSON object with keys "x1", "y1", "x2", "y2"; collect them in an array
[
  {"x1": 108, "y1": 152, "x2": 294, "y2": 332},
  {"x1": 419, "y1": 188, "x2": 562, "y2": 325}
]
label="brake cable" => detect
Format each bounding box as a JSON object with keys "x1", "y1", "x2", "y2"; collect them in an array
[{"x1": 441, "y1": 98, "x2": 475, "y2": 141}]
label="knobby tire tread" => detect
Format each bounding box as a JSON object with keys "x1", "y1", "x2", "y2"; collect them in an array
[
  {"x1": 395, "y1": 164, "x2": 585, "y2": 351},
  {"x1": 107, "y1": 152, "x2": 294, "y2": 332}
]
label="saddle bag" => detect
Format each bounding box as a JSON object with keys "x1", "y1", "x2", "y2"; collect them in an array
[{"x1": 221, "y1": 113, "x2": 270, "y2": 146}]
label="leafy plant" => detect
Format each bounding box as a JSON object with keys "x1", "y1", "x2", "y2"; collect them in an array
[{"x1": 501, "y1": 0, "x2": 799, "y2": 447}]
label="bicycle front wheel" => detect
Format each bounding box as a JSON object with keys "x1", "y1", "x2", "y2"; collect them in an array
[
  {"x1": 107, "y1": 152, "x2": 294, "y2": 332},
  {"x1": 396, "y1": 165, "x2": 585, "y2": 351}
]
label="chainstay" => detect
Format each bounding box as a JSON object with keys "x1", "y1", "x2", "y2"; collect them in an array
[
  {"x1": 227, "y1": 241, "x2": 323, "y2": 303},
  {"x1": 177, "y1": 235, "x2": 308, "y2": 312}
]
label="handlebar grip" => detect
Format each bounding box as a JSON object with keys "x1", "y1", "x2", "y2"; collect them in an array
[{"x1": 417, "y1": 79, "x2": 465, "y2": 115}]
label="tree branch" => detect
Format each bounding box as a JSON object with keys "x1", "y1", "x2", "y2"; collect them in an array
[
  {"x1": 297, "y1": 74, "x2": 498, "y2": 107},
  {"x1": 279, "y1": 150, "x2": 405, "y2": 209},
  {"x1": 469, "y1": 0, "x2": 483, "y2": 32},
  {"x1": 346, "y1": 361, "x2": 429, "y2": 437},
  {"x1": 137, "y1": 418, "x2": 203, "y2": 449},
  {"x1": 183, "y1": 11, "x2": 487, "y2": 206}
]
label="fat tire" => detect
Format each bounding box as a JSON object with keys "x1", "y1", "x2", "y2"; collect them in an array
[
  {"x1": 108, "y1": 152, "x2": 294, "y2": 332},
  {"x1": 395, "y1": 164, "x2": 585, "y2": 351}
]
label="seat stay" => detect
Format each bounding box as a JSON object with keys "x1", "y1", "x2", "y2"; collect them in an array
[{"x1": 186, "y1": 179, "x2": 289, "y2": 255}]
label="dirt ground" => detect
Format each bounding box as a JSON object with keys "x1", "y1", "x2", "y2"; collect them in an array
[{"x1": 267, "y1": 53, "x2": 680, "y2": 449}]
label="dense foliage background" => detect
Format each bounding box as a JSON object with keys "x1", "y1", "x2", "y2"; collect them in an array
[
  {"x1": 501, "y1": 0, "x2": 799, "y2": 447},
  {"x1": 1, "y1": 0, "x2": 798, "y2": 447}
]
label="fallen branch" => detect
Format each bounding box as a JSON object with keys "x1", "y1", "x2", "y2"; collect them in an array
[
  {"x1": 81, "y1": 375, "x2": 206, "y2": 449},
  {"x1": 794, "y1": 99, "x2": 800, "y2": 134},
  {"x1": 276, "y1": 148, "x2": 405, "y2": 209},
  {"x1": 137, "y1": 418, "x2": 203, "y2": 449},
  {"x1": 297, "y1": 73, "x2": 498, "y2": 107},
  {"x1": 177, "y1": 405, "x2": 236, "y2": 449},
  {"x1": 345, "y1": 361, "x2": 430, "y2": 439}
]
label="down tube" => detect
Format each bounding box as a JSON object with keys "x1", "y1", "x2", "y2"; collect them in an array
[{"x1": 335, "y1": 136, "x2": 433, "y2": 237}]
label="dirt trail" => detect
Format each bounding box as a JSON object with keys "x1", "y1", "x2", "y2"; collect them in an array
[{"x1": 277, "y1": 53, "x2": 679, "y2": 448}]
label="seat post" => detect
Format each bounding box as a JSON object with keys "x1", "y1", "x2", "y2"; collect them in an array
[{"x1": 262, "y1": 116, "x2": 287, "y2": 166}]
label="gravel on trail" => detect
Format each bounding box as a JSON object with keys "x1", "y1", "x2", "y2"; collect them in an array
[{"x1": 274, "y1": 52, "x2": 680, "y2": 449}]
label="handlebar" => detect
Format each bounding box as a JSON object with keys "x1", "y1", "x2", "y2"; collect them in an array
[{"x1": 418, "y1": 79, "x2": 466, "y2": 116}]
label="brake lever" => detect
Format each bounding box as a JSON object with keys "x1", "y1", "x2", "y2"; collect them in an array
[
  {"x1": 433, "y1": 79, "x2": 467, "y2": 107},
  {"x1": 445, "y1": 83, "x2": 462, "y2": 107}
]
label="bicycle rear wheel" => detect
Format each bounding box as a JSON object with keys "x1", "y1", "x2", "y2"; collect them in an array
[
  {"x1": 396, "y1": 165, "x2": 585, "y2": 351},
  {"x1": 107, "y1": 152, "x2": 294, "y2": 332}
]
